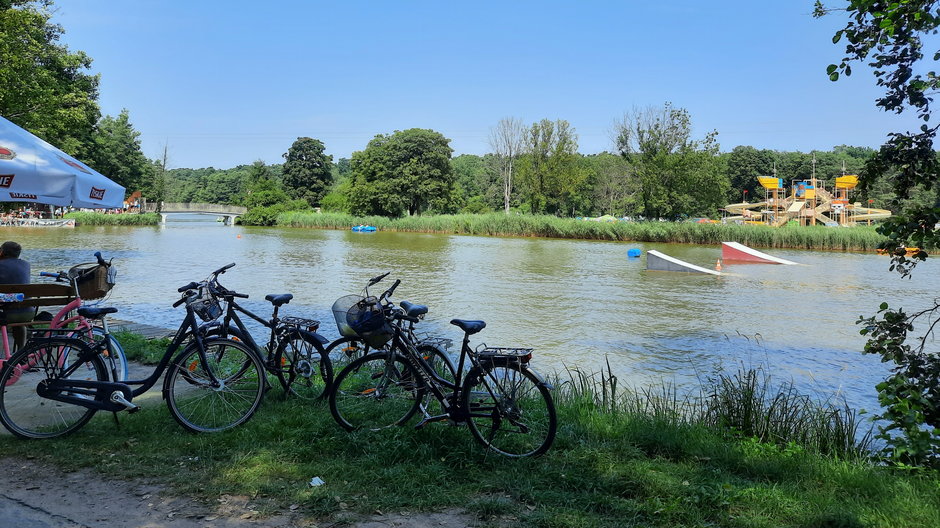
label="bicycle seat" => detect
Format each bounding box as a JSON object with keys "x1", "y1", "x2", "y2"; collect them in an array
[
  {"x1": 77, "y1": 306, "x2": 118, "y2": 319},
  {"x1": 264, "y1": 294, "x2": 293, "y2": 307},
  {"x1": 450, "y1": 319, "x2": 486, "y2": 335},
  {"x1": 399, "y1": 301, "x2": 428, "y2": 318}
]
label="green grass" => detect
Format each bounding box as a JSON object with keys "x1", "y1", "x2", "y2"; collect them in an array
[
  {"x1": 1, "y1": 355, "x2": 937, "y2": 527},
  {"x1": 64, "y1": 211, "x2": 160, "y2": 225},
  {"x1": 277, "y1": 212, "x2": 890, "y2": 251}
]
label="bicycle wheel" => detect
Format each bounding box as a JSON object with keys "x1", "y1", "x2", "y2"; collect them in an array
[
  {"x1": 0, "y1": 339, "x2": 107, "y2": 439},
  {"x1": 329, "y1": 352, "x2": 424, "y2": 431},
  {"x1": 274, "y1": 330, "x2": 333, "y2": 399},
  {"x1": 164, "y1": 338, "x2": 265, "y2": 433},
  {"x1": 462, "y1": 362, "x2": 557, "y2": 458}
]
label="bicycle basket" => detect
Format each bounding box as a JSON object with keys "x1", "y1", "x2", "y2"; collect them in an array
[
  {"x1": 344, "y1": 296, "x2": 393, "y2": 347},
  {"x1": 332, "y1": 294, "x2": 365, "y2": 338},
  {"x1": 186, "y1": 286, "x2": 222, "y2": 322},
  {"x1": 68, "y1": 263, "x2": 115, "y2": 300}
]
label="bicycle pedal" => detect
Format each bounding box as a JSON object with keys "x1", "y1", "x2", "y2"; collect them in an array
[{"x1": 109, "y1": 391, "x2": 140, "y2": 413}]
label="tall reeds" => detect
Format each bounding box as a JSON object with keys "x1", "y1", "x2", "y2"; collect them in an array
[
  {"x1": 65, "y1": 212, "x2": 161, "y2": 225},
  {"x1": 277, "y1": 212, "x2": 889, "y2": 251},
  {"x1": 553, "y1": 362, "x2": 873, "y2": 460}
]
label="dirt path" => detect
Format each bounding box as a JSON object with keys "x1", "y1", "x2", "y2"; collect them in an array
[{"x1": 0, "y1": 458, "x2": 478, "y2": 528}]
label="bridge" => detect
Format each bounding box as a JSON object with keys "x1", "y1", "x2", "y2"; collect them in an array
[{"x1": 142, "y1": 202, "x2": 248, "y2": 225}]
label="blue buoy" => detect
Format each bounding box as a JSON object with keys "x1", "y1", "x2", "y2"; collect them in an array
[
  {"x1": 627, "y1": 248, "x2": 641, "y2": 258},
  {"x1": 351, "y1": 225, "x2": 377, "y2": 232}
]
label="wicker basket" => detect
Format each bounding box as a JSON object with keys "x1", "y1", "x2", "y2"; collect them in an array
[{"x1": 69, "y1": 263, "x2": 114, "y2": 300}]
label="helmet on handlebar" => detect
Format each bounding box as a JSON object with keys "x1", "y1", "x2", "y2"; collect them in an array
[{"x1": 343, "y1": 296, "x2": 393, "y2": 348}]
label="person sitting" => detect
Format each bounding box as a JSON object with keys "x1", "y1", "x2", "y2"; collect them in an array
[{"x1": 0, "y1": 241, "x2": 35, "y2": 351}]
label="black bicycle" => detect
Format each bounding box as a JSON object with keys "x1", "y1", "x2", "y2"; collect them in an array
[
  {"x1": 192, "y1": 263, "x2": 333, "y2": 399},
  {"x1": 327, "y1": 276, "x2": 557, "y2": 458},
  {"x1": 0, "y1": 276, "x2": 266, "y2": 439}
]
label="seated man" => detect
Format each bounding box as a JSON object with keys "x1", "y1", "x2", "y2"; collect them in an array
[{"x1": 0, "y1": 241, "x2": 35, "y2": 351}]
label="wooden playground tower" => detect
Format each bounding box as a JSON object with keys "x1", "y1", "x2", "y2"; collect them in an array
[{"x1": 725, "y1": 159, "x2": 891, "y2": 226}]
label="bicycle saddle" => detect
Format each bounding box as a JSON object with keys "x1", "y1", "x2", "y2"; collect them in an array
[
  {"x1": 77, "y1": 306, "x2": 118, "y2": 319},
  {"x1": 399, "y1": 300, "x2": 428, "y2": 318},
  {"x1": 450, "y1": 319, "x2": 486, "y2": 335},
  {"x1": 264, "y1": 294, "x2": 293, "y2": 307}
]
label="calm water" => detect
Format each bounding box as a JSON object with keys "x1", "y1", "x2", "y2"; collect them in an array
[{"x1": 5, "y1": 215, "x2": 938, "y2": 413}]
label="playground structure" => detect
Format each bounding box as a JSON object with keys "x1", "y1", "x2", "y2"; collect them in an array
[{"x1": 724, "y1": 173, "x2": 892, "y2": 227}]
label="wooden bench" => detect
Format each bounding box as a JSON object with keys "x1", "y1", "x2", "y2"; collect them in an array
[{"x1": 0, "y1": 283, "x2": 75, "y2": 308}]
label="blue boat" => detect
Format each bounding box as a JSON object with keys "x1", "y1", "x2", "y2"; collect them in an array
[{"x1": 351, "y1": 225, "x2": 377, "y2": 232}]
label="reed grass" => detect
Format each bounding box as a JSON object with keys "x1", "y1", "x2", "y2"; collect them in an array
[
  {"x1": 65, "y1": 212, "x2": 160, "y2": 226},
  {"x1": 277, "y1": 212, "x2": 889, "y2": 251},
  {"x1": 554, "y1": 362, "x2": 873, "y2": 460}
]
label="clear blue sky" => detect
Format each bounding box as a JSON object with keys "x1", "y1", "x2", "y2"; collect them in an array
[{"x1": 53, "y1": 0, "x2": 922, "y2": 170}]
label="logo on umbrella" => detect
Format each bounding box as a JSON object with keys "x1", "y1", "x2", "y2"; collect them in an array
[
  {"x1": 0, "y1": 174, "x2": 14, "y2": 188},
  {"x1": 58, "y1": 155, "x2": 91, "y2": 174},
  {"x1": 89, "y1": 187, "x2": 106, "y2": 201},
  {"x1": 10, "y1": 192, "x2": 37, "y2": 200},
  {"x1": 0, "y1": 147, "x2": 14, "y2": 160}
]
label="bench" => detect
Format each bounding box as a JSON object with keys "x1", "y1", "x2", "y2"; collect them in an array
[{"x1": 0, "y1": 283, "x2": 75, "y2": 308}]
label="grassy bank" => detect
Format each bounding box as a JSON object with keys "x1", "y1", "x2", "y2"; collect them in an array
[
  {"x1": 2, "y1": 338, "x2": 937, "y2": 527},
  {"x1": 278, "y1": 212, "x2": 889, "y2": 251},
  {"x1": 64, "y1": 211, "x2": 160, "y2": 225}
]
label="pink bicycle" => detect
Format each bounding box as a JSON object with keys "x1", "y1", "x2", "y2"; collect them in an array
[{"x1": 0, "y1": 252, "x2": 127, "y2": 384}]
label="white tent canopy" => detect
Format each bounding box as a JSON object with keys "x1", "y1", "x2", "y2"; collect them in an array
[{"x1": 0, "y1": 115, "x2": 125, "y2": 209}]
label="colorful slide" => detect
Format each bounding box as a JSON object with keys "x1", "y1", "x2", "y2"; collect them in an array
[{"x1": 721, "y1": 242, "x2": 799, "y2": 265}]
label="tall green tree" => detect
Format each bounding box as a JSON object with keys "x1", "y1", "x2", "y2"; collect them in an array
[
  {"x1": 516, "y1": 119, "x2": 588, "y2": 215},
  {"x1": 614, "y1": 103, "x2": 728, "y2": 219},
  {"x1": 86, "y1": 109, "x2": 152, "y2": 191},
  {"x1": 282, "y1": 137, "x2": 333, "y2": 207},
  {"x1": 0, "y1": 0, "x2": 100, "y2": 157},
  {"x1": 348, "y1": 128, "x2": 455, "y2": 217},
  {"x1": 817, "y1": 0, "x2": 940, "y2": 467},
  {"x1": 726, "y1": 146, "x2": 777, "y2": 201}
]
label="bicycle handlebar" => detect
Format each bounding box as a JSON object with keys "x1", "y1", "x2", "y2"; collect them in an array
[
  {"x1": 94, "y1": 251, "x2": 107, "y2": 266},
  {"x1": 178, "y1": 281, "x2": 199, "y2": 293},
  {"x1": 213, "y1": 263, "x2": 236, "y2": 276},
  {"x1": 369, "y1": 271, "x2": 390, "y2": 286},
  {"x1": 40, "y1": 271, "x2": 65, "y2": 280},
  {"x1": 381, "y1": 279, "x2": 401, "y2": 302}
]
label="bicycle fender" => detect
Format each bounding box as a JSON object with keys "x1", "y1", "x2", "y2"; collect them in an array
[{"x1": 297, "y1": 329, "x2": 329, "y2": 348}]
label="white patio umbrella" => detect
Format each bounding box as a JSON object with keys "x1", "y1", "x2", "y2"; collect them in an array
[{"x1": 0, "y1": 115, "x2": 125, "y2": 209}]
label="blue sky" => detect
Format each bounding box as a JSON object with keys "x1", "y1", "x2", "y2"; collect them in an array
[{"x1": 53, "y1": 1, "x2": 923, "y2": 170}]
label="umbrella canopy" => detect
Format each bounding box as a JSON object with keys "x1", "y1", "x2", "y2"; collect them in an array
[{"x1": 0, "y1": 115, "x2": 125, "y2": 209}]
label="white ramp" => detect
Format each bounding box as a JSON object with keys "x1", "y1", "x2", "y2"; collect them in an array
[
  {"x1": 646, "y1": 250, "x2": 721, "y2": 275},
  {"x1": 721, "y1": 242, "x2": 798, "y2": 265}
]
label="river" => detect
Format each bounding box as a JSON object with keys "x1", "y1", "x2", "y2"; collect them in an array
[{"x1": 5, "y1": 214, "x2": 938, "y2": 414}]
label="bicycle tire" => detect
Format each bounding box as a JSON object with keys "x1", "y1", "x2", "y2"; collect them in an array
[
  {"x1": 0, "y1": 339, "x2": 107, "y2": 439},
  {"x1": 462, "y1": 362, "x2": 557, "y2": 458},
  {"x1": 329, "y1": 351, "x2": 424, "y2": 431},
  {"x1": 273, "y1": 329, "x2": 333, "y2": 400},
  {"x1": 164, "y1": 338, "x2": 265, "y2": 433}
]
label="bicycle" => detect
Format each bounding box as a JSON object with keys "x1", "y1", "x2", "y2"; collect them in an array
[
  {"x1": 36, "y1": 252, "x2": 128, "y2": 381},
  {"x1": 327, "y1": 276, "x2": 557, "y2": 458},
  {"x1": 191, "y1": 263, "x2": 333, "y2": 399},
  {"x1": 0, "y1": 274, "x2": 266, "y2": 439},
  {"x1": 324, "y1": 273, "x2": 455, "y2": 382}
]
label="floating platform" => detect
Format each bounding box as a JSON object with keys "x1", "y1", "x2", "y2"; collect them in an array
[
  {"x1": 646, "y1": 250, "x2": 721, "y2": 275},
  {"x1": 721, "y1": 242, "x2": 798, "y2": 265}
]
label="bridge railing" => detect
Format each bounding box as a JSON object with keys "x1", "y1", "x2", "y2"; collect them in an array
[{"x1": 142, "y1": 202, "x2": 247, "y2": 214}]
